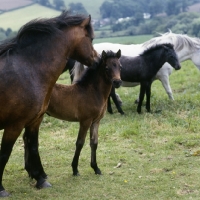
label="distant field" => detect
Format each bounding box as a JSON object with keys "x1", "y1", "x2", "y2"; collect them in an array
[
  {"x1": 0, "y1": 4, "x2": 60, "y2": 31},
  {"x1": 94, "y1": 35, "x2": 153, "y2": 44}
]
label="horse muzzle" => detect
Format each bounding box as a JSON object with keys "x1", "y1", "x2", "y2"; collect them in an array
[
  {"x1": 112, "y1": 79, "x2": 122, "y2": 88},
  {"x1": 175, "y1": 64, "x2": 181, "y2": 70}
]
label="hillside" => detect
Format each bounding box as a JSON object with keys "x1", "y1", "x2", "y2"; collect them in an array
[
  {"x1": 0, "y1": 4, "x2": 61, "y2": 31},
  {"x1": 0, "y1": 0, "x2": 104, "y2": 31}
]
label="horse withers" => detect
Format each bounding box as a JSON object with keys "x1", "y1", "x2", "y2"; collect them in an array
[
  {"x1": 0, "y1": 11, "x2": 98, "y2": 197},
  {"x1": 46, "y1": 50, "x2": 122, "y2": 176},
  {"x1": 108, "y1": 44, "x2": 181, "y2": 114}
]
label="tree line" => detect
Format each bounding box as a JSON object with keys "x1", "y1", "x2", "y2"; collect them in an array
[{"x1": 100, "y1": 0, "x2": 199, "y2": 19}]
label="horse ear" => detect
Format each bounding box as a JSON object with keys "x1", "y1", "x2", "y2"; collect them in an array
[
  {"x1": 81, "y1": 15, "x2": 91, "y2": 27},
  {"x1": 116, "y1": 49, "x2": 121, "y2": 58},
  {"x1": 102, "y1": 50, "x2": 107, "y2": 60}
]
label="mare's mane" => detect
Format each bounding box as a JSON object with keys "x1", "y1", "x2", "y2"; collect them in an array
[
  {"x1": 76, "y1": 51, "x2": 118, "y2": 86},
  {"x1": 0, "y1": 11, "x2": 93, "y2": 56},
  {"x1": 143, "y1": 31, "x2": 200, "y2": 51},
  {"x1": 140, "y1": 43, "x2": 173, "y2": 56}
]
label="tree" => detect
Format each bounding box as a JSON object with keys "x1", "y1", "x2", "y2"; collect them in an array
[
  {"x1": 69, "y1": 3, "x2": 88, "y2": 15},
  {"x1": 192, "y1": 19, "x2": 200, "y2": 37},
  {"x1": 165, "y1": 0, "x2": 191, "y2": 16},
  {"x1": 53, "y1": 0, "x2": 65, "y2": 10},
  {"x1": 36, "y1": 0, "x2": 50, "y2": 7}
]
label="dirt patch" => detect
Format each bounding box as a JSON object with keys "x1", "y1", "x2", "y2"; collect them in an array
[{"x1": 0, "y1": 0, "x2": 33, "y2": 11}]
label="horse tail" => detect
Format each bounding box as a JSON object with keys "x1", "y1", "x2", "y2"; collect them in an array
[{"x1": 72, "y1": 61, "x2": 87, "y2": 83}]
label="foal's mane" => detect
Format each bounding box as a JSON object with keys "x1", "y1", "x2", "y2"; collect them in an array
[
  {"x1": 140, "y1": 43, "x2": 173, "y2": 56},
  {"x1": 76, "y1": 51, "x2": 118, "y2": 86},
  {"x1": 0, "y1": 11, "x2": 93, "y2": 56},
  {"x1": 143, "y1": 31, "x2": 200, "y2": 51}
]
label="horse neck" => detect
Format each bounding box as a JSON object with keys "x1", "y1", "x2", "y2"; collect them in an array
[
  {"x1": 176, "y1": 48, "x2": 197, "y2": 62},
  {"x1": 144, "y1": 49, "x2": 168, "y2": 72},
  {"x1": 37, "y1": 30, "x2": 77, "y2": 85},
  {"x1": 82, "y1": 67, "x2": 112, "y2": 101}
]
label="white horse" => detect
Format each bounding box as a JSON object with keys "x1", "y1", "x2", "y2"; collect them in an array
[{"x1": 74, "y1": 31, "x2": 200, "y2": 100}]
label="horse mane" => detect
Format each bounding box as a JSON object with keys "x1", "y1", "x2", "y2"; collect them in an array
[
  {"x1": 76, "y1": 50, "x2": 118, "y2": 86},
  {"x1": 0, "y1": 11, "x2": 93, "y2": 56},
  {"x1": 143, "y1": 31, "x2": 200, "y2": 52},
  {"x1": 140, "y1": 43, "x2": 173, "y2": 56}
]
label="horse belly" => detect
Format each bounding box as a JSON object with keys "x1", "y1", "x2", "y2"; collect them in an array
[{"x1": 122, "y1": 81, "x2": 140, "y2": 87}]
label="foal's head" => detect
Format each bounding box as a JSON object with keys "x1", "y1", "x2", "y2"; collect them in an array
[
  {"x1": 162, "y1": 43, "x2": 181, "y2": 70},
  {"x1": 101, "y1": 49, "x2": 122, "y2": 88}
]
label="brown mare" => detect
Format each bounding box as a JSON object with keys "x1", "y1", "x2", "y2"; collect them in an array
[
  {"x1": 46, "y1": 50, "x2": 122, "y2": 176},
  {"x1": 0, "y1": 11, "x2": 98, "y2": 197}
]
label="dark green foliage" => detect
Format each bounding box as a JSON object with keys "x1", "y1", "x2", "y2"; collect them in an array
[{"x1": 69, "y1": 3, "x2": 88, "y2": 15}]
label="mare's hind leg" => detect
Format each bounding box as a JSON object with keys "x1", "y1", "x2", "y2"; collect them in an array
[
  {"x1": 90, "y1": 121, "x2": 101, "y2": 175},
  {"x1": 23, "y1": 116, "x2": 51, "y2": 189},
  {"x1": 71, "y1": 120, "x2": 91, "y2": 176},
  {"x1": 0, "y1": 125, "x2": 23, "y2": 197}
]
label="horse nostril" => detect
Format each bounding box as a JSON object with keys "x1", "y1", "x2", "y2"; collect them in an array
[{"x1": 113, "y1": 79, "x2": 122, "y2": 88}]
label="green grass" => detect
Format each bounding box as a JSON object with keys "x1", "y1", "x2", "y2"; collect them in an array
[{"x1": 1, "y1": 36, "x2": 200, "y2": 199}]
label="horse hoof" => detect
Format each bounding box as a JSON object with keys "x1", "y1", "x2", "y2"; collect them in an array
[
  {"x1": 73, "y1": 172, "x2": 80, "y2": 176},
  {"x1": 95, "y1": 169, "x2": 102, "y2": 175},
  {"x1": 0, "y1": 190, "x2": 10, "y2": 197},
  {"x1": 36, "y1": 180, "x2": 52, "y2": 189}
]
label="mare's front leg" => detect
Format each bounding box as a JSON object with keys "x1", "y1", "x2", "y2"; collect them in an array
[
  {"x1": 90, "y1": 121, "x2": 101, "y2": 175},
  {"x1": 23, "y1": 116, "x2": 51, "y2": 189},
  {"x1": 137, "y1": 82, "x2": 146, "y2": 114},
  {"x1": 145, "y1": 81, "x2": 152, "y2": 112},
  {"x1": 71, "y1": 120, "x2": 91, "y2": 176},
  {"x1": 0, "y1": 125, "x2": 23, "y2": 197}
]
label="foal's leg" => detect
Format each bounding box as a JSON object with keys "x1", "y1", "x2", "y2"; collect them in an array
[
  {"x1": 145, "y1": 81, "x2": 152, "y2": 112},
  {"x1": 23, "y1": 116, "x2": 51, "y2": 189},
  {"x1": 71, "y1": 121, "x2": 91, "y2": 176},
  {"x1": 137, "y1": 82, "x2": 146, "y2": 114},
  {"x1": 0, "y1": 125, "x2": 23, "y2": 197},
  {"x1": 90, "y1": 121, "x2": 101, "y2": 175}
]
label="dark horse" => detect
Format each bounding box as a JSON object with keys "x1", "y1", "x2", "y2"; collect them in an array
[
  {"x1": 107, "y1": 44, "x2": 181, "y2": 114},
  {"x1": 62, "y1": 58, "x2": 76, "y2": 82},
  {"x1": 0, "y1": 11, "x2": 98, "y2": 196},
  {"x1": 46, "y1": 50, "x2": 122, "y2": 176}
]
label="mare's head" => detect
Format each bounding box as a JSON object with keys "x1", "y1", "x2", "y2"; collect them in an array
[
  {"x1": 100, "y1": 49, "x2": 122, "y2": 88},
  {"x1": 59, "y1": 11, "x2": 99, "y2": 66},
  {"x1": 161, "y1": 43, "x2": 181, "y2": 70},
  {"x1": 0, "y1": 11, "x2": 98, "y2": 67}
]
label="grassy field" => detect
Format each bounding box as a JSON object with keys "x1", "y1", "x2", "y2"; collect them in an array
[
  {"x1": 0, "y1": 4, "x2": 60, "y2": 31},
  {"x1": 1, "y1": 36, "x2": 200, "y2": 199},
  {"x1": 94, "y1": 35, "x2": 153, "y2": 44},
  {"x1": 0, "y1": 0, "x2": 104, "y2": 31}
]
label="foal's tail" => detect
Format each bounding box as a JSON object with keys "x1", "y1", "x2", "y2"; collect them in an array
[{"x1": 71, "y1": 61, "x2": 87, "y2": 83}]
